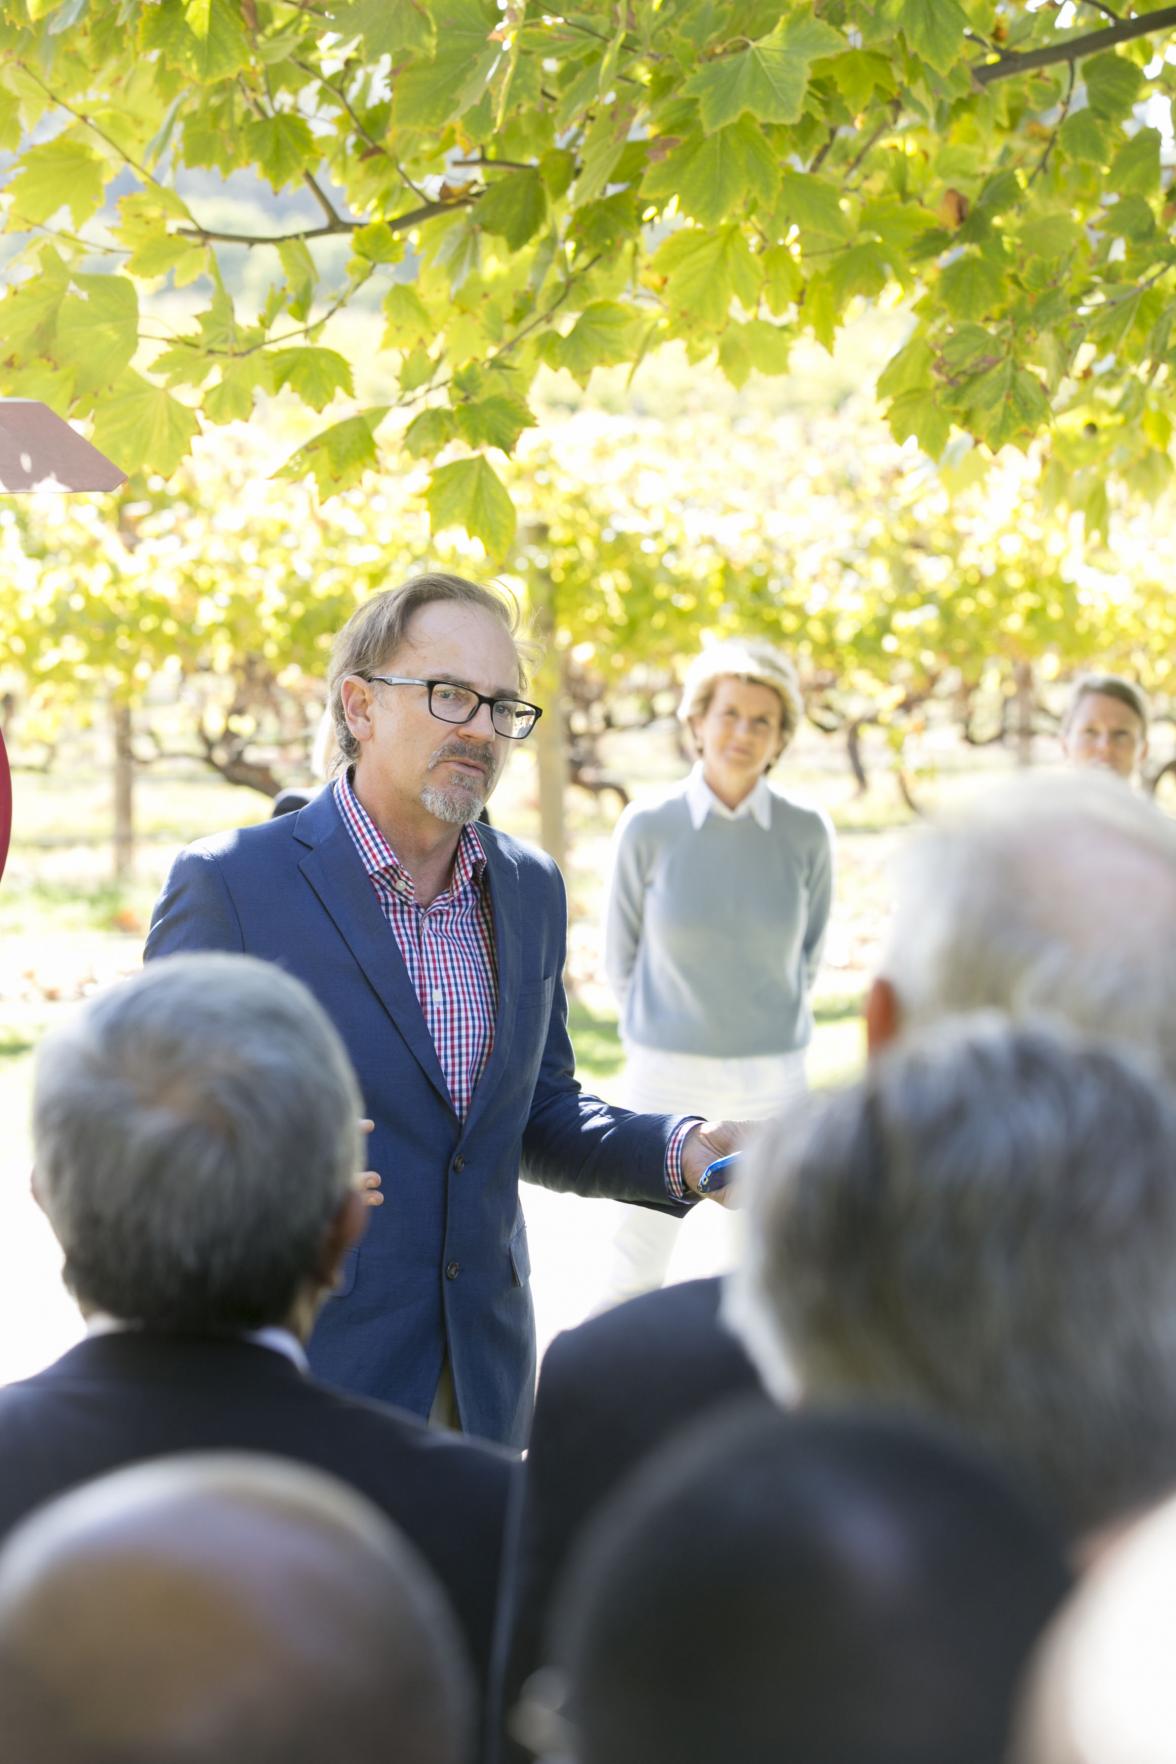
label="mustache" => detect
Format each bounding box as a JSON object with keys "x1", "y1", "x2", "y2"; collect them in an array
[{"x1": 429, "y1": 742, "x2": 496, "y2": 779}]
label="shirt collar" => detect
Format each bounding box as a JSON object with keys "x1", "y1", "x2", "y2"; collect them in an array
[
  {"x1": 333, "y1": 768, "x2": 487, "y2": 892},
  {"x1": 685, "y1": 764, "x2": 773, "y2": 832},
  {"x1": 85, "y1": 1314, "x2": 310, "y2": 1373}
]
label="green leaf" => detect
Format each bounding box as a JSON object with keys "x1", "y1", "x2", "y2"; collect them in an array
[
  {"x1": 1058, "y1": 109, "x2": 1110, "y2": 165},
  {"x1": 139, "y1": 0, "x2": 250, "y2": 82},
  {"x1": 940, "y1": 324, "x2": 1000, "y2": 371},
  {"x1": 326, "y1": 0, "x2": 436, "y2": 57},
  {"x1": 968, "y1": 358, "x2": 1050, "y2": 450},
  {"x1": 571, "y1": 110, "x2": 629, "y2": 207},
  {"x1": 1083, "y1": 52, "x2": 1144, "y2": 121},
  {"x1": 1109, "y1": 127, "x2": 1161, "y2": 197},
  {"x1": 453, "y1": 390, "x2": 534, "y2": 452},
  {"x1": 939, "y1": 251, "x2": 1004, "y2": 321},
  {"x1": 717, "y1": 326, "x2": 752, "y2": 389},
  {"x1": 802, "y1": 272, "x2": 837, "y2": 351},
  {"x1": 475, "y1": 169, "x2": 548, "y2": 250},
  {"x1": 741, "y1": 318, "x2": 792, "y2": 375},
  {"x1": 684, "y1": 13, "x2": 844, "y2": 132},
  {"x1": 827, "y1": 49, "x2": 895, "y2": 110},
  {"x1": 353, "y1": 222, "x2": 405, "y2": 265},
  {"x1": 56, "y1": 276, "x2": 139, "y2": 394},
  {"x1": 205, "y1": 364, "x2": 259, "y2": 424},
  {"x1": 762, "y1": 244, "x2": 802, "y2": 315},
  {"x1": 89, "y1": 372, "x2": 201, "y2": 477},
  {"x1": 392, "y1": 0, "x2": 499, "y2": 128},
  {"x1": 127, "y1": 229, "x2": 208, "y2": 284},
  {"x1": 1105, "y1": 194, "x2": 1155, "y2": 240},
  {"x1": 899, "y1": 0, "x2": 968, "y2": 75},
  {"x1": 828, "y1": 240, "x2": 890, "y2": 306},
  {"x1": 654, "y1": 225, "x2": 762, "y2": 326},
  {"x1": 777, "y1": 170, "x2": 852, "y2": 240},
  {"x1": 270, "y1": 347, "x2": 355, "y2": 411},
  {"x1": 887, "y1": 387, "x2": 950, "y2": 457},
  {"x1": 645, "y1": 118, "x2": 778, "y2": 227},
  {"x1": 276, "y1": 410, "x2": 387, "y2": 495},
  {"x1": 0, "y1": 87, "x2": 23, "y2": 152},
  {"x1": 551, "y1": 301, "x2": 643, "y2": 385},
  {"x1": 382, "y1": 284, "x2": 435, "y2": 349},
  {"x1": 403, "y1": 407, "x2": 457, "y2": 458},
  {"x1": 877, "y1": 334, "x2": 934, "y2": 400},
  {"x1": 6, "y1": 135, "x2": 106, "y2": 227},
  {"x1": 243, "y1": 114, "x2": 315, "y2": 191},
  {"x1": 1019, "y1": 212, "x2": 1081, "y2": 260},
  {"x1": 427, "y1": 454, "x2": 516, "y2": 555}
]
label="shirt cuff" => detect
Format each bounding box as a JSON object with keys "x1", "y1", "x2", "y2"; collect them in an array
[{"x1": 665, "y1": 1117, "x2": 704, "y2": 1203}]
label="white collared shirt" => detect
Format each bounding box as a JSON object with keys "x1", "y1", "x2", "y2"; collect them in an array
[
  {"x1": 86, "y1": 1314, "x2": 309, "y2": 1373},
  {"x1": 684, "y1": 763, "x2": 774, "y2": 832}
]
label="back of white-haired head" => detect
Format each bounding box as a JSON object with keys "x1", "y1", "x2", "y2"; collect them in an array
[
  {"x1": 880, "y1": 771, "x2": 1176, "y2": 1081},
  {"x1": 726, "y1": 1015, "x2": 1176, "y2": 1541}
]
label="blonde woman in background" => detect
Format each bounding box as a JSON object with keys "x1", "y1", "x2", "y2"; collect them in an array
[{"x1": 594, "y1": 638, "x2": 834, "y2": 1311}]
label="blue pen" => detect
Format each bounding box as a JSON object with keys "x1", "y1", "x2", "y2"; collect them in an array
[{"x1": 696, "y1": 1151, "x2": 743, "y2": 1195}]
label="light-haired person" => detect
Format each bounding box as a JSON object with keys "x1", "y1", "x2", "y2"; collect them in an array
[
  {"x1": 146, "y1": 574, "x2": 746, "y2": 1447},
  {"x1": 3, "y1": 953, "x2": 512, "y2": 1697},
  {"x1": 1059, "y1": 671, "x2": 1149, "y2": 782},
  {"x1": 0, "y1": 1454, "x2": 472, "y2": 1764},
  {"x1": 728, "y1": 1016, "x2": 1176, "y2": 1544},
  {"x1": 596, "y1": 636, "x2": 833, "y2": 1307}
]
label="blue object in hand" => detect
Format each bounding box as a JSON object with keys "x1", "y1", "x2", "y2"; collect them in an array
[{"x1": 696, "y1": 1151, "x2": 743, "y2": 1195}]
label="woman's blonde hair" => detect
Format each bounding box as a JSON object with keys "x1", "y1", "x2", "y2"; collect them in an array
[{"x1": 677, "y1": 638, "x2": 804, "y2": 759}]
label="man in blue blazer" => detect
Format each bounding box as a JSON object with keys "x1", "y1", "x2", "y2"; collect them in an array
[{"x1": 146, "y1": 572, "x2": 739, "y2": 1447}]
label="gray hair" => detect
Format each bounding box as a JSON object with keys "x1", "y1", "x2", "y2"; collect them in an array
[
  {"x1": 325, "y1": 572, "x2": 525, "y2": 774},
  {"x1": 727, "y1": 1016, "x2": 1176, "y2": 1539},
  {"x1": 1062, "y1": 672, "x2": 1149, "y2": 735},
  {"x1": 676, "y1": 638, "x2": 803, "y2": 756},
  {"x1": 33, "y1": 954, "x2": 362, "y2": 1330},
  {"x1": 880, "y1": 772, "x2": 1176, "y2": 1082}
]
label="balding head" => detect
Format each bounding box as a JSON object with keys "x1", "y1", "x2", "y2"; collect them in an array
[
  {"x1": 871, "y1": 772, "x2": 1176, "y2": 1078},
  {"x1": 0, "y1": 1454, "x2": 472, "y2": 1764}
]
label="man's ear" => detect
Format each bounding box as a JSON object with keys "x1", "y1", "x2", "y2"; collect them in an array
[
  {"x1": 339, "y1": 676, "x2": 375, "y2": 746},
  {"x1": 864, "y1": 976, "x2": 902, "y2": 1057},
  {"x1": 317, "y1": 1189, "x2": 368, "y2": 1290}
]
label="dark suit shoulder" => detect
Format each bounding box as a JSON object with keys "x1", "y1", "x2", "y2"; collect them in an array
[{"x1": 542, "y1": 1277, "x2": 742, "y2": 1385}]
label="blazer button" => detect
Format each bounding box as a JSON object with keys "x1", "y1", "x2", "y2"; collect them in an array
[
  {"x1": 452, "y1": 1154, "x2": 465, "y2": 1173},
  {"x1": 445, "y1": 1261, "x2": 460, "y2": 1281}
]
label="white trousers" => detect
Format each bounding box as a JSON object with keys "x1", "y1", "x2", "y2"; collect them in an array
[{"x1": 590, "y1": 1044, "x2": 808, "y2": 1315}]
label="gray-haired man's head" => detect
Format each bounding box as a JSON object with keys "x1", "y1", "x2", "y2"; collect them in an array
[
  {"x1": 727, "y1": 1017, "x2": 1176, "y2": 1541},
  {"x1": 0, "y1": 1453, "x2": 472, "y2": 1764},
  {"x1": 32, "y1": 954, "x2": 364, "y2": 1336},
  {"x1": 868, "y1": 772, "x2": 1176, "y2": 1081}
]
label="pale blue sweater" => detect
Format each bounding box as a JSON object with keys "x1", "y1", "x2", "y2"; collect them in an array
[{"x1": 604, "y1": 786, "x2": 834, "y2": 1057}]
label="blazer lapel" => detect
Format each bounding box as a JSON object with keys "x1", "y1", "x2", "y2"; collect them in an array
[
  {"x1": 462, "y1": 832, "x2": 522, "y2": 1137},
  {"x1": 293, "y1": 792, "x2": 453, "y2": 1112}
]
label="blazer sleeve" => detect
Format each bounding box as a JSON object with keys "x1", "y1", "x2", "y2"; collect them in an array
[
  {"x1": 519, "y1": 859, "x2": 689, "y2": 1215},
  {"x1": 144, "y1": 844, "x2": 246, "y2": 962}
]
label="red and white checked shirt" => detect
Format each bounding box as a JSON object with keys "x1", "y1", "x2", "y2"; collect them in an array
[
  {"x1": 334, "y1": 771, "x2": 695, "y2": 1191},
  {"x1": 335, "y1": 771, "x2": 497, "y2": 1120}
]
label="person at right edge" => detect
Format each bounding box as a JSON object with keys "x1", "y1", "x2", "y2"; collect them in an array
[{"x1": 594, "y1": 637, "x2": 833, "y2": 1310}]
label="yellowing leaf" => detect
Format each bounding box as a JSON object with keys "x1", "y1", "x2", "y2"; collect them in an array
[
  {"x1": 427, "y1": 454, "x2": 516, "y2": 555},
  {"x1": 57, "y1": 276, "x2": 140, "y2": 394},
  {"x1": 899, "y1": 0, "x2": 968, "y2": 76},
  {"x1": 276, "y1": 410, "x2": 387, "y2": 495}
]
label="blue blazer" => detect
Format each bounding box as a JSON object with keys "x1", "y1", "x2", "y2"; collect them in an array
[{"x1": 144, "y1": 788, "x2": 686, "y2": 1446}]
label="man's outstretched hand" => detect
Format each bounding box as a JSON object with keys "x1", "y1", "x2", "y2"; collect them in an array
[{"x1": 681, "y1": 1118, "x2": 756, "y2": 1205}]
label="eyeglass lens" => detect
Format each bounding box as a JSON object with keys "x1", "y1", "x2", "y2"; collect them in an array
[{"x1": 431, "y1": 684, "x2": 537, "y2": 738}]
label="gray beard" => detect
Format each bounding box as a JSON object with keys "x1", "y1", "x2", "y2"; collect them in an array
[{"x1": 420, "y1": 781, "x2": 485, "y2": 824}]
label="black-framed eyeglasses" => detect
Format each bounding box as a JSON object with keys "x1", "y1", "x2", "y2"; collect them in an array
[{"x1": 363, "y1": 675, "x2": 544, "y2": 740}]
